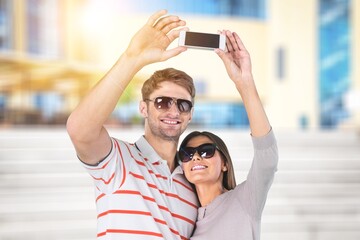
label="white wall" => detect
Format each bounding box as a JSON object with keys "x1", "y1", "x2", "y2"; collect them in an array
[{"x1": 267, "y1": 0, "x2": 318, "y2": 130}]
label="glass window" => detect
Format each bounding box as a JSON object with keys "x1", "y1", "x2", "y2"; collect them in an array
[
  {"x1": 26, "y1": 0, "x2": 63, "y2": 58},
  {"x1": 0, "y1": 0, "x2": 12, "y2": 50},
  {"x1": 318, "y1": 0, "x2": 350, "y2": 128},
  {"x1": 109, "y1": 0, "x2": 266, "y2": 19},
  {"x1": 277, "y1": 47, "x2": 285, "y2": 80}
]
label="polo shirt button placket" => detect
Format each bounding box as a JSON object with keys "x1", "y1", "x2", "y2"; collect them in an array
[{"x1": 159, "y1": 159, "x2": 172, "y2": 190}]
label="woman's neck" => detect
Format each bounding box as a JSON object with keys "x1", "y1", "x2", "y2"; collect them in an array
[{"x1": 195, "y1": 183, "x2": 227, "y2": 207}]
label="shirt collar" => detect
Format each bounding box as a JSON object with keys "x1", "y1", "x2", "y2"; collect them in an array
[
  {"x1": 135, "y1": 135, "x2": 182, "y2": 173},
  {"x1": 135, "y1": 135, "x2": 163, "y2": 164}
]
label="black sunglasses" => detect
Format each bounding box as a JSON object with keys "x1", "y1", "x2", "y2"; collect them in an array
[
  {"x1": 178, "y1": 143, "x2": 219, "y2": 163},
  {"x1": 144, "y1": 96, "x2": 193, "y2": 113}
]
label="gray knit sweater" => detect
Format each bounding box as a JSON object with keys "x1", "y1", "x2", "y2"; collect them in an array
[{"x1": 190, "y1": 130, "x2": 278, "y2": 240}]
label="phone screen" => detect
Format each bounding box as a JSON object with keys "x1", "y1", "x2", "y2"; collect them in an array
[{"x1": 185, "y1": 32, "x2": 220, "y2": 48}]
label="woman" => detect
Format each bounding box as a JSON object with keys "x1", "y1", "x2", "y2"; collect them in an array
[{"x1": 178, "y1": 30, "x2": 278, "y2": 239}]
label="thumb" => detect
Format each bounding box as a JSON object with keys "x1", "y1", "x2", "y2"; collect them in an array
[
  {"x1": 215, "y1": 48, "x2": 227, "y2": 58},
  {"x1": 161, "y1": 47, "x2": 187, "y2": 62},
  {"x1": 215, "y1": 49, "x2": 230, "y2": 65}
]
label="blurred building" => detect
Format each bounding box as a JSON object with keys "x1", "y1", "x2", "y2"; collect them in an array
[{"x1": 0, "y1": 0, "x2": 359, "y2": 129}]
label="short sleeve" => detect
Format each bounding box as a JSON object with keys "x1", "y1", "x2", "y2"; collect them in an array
[{"x1": 80, "y1": 138, "x2": 127, "y2": 194}]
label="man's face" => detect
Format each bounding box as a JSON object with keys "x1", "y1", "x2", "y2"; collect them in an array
[{"x1": 140, "y1": 81, "x2": 193, "y2": 142}]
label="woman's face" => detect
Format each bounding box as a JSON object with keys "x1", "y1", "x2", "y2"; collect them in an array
[{"x1": 181, "y1": 135, "x2": 226, "y2": 186}]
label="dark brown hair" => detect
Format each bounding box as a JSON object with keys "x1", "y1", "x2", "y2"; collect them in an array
[{"x1": 179, "y1": 131, "x2": 237, "y2": 190}]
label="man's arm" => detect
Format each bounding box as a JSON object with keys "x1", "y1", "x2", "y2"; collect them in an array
[
  {"x1": 215, "y1": 30, "x2": 270, "y2": 136},
  {"x1": 66, "y1": 10, "x2": 188, "y2": 165}
]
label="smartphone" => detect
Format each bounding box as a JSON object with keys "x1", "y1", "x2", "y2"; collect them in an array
[{"x1": 178, "y1": 31, "x2": 226, "y2": 51}]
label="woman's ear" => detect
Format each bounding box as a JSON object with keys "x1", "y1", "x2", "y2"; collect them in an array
[
  {"x1": 139, "y1": 101, "x2": 148, "y2": 118},
  {"x1": 222, "y1": 162, "x2": 228, "y2": 172}
]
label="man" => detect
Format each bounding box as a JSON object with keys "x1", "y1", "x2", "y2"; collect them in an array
[{"x1": 67, "y1": 10, "x2": 198, "y2": 239}]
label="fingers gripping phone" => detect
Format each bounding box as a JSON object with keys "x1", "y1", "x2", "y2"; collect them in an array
[{"x1": 178, "y1": 31, "x2": 226, "y2": 51}]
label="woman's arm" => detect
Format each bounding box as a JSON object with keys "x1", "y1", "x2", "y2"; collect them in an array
[{"x1": 215, "y1": 30, "x2": 270, "y2": 137}]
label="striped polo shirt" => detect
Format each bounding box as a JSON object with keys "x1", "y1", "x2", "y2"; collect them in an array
[{"x1": 82, "y1": 136, "x2": 199, "y2": 239}]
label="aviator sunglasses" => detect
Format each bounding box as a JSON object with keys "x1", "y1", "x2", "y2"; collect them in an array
[
  {"x1": 178, "y1": 143, "x2": 220, "y2": 163},
  {"x1": 144, "y1": 96, "x2": 193, "y2": 113}
]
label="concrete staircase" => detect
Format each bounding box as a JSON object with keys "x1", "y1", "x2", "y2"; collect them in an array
[{"x1": 0, "y1": 127, "x2": 359, "y2": 240}]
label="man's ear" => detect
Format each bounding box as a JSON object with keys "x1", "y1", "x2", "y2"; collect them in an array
[
  {"x1": 188, "y1": 107, "x2": 194, "y2": 122},
  {"x1": 139, "y1": 101, "x2": 148, "y2": 118}
]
